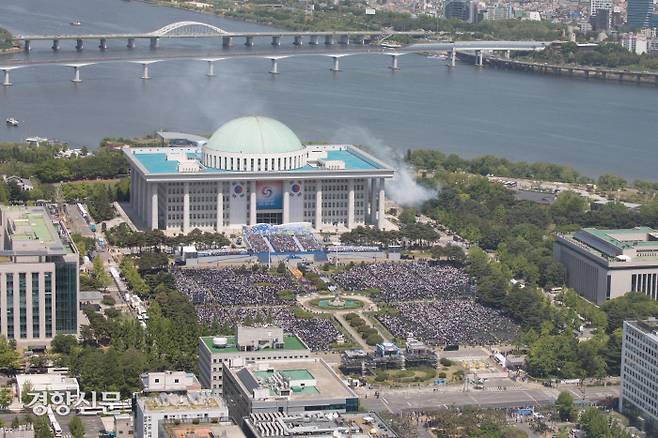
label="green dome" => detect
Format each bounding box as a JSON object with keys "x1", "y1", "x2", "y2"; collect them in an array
[{"x1": 206, "y1": 116, "x2": 304, "y2": 154}]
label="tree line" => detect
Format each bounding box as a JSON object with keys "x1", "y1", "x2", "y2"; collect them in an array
[{"x1": 531, "y1": 41, "x2": 658, "y2": 71}]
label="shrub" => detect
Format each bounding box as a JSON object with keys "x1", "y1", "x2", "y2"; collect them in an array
[
  {"x1": 366, "y1": 334, "x2": 383, "y2": 346},
  {"x1": 438, "y1": 372, "x2": 447, "y2": 379},
  {"x1": 101, "y1": 295, "x2": 116, "y2": 306},
  {"x1": 439, "y1": 357, "x2": 453, "y2": 367}
]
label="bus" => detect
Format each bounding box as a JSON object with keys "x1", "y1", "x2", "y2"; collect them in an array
[{"x1": 47, "y1": 407, "x2": 62, "y2": 437}]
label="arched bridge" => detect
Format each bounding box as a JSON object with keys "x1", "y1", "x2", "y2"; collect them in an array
[
  {"x1": 149, "y1": 21, "x2": 229, "y2": 38},
  {"x1": 14, "y1": 20, "x2": 431, "y2": 52}
]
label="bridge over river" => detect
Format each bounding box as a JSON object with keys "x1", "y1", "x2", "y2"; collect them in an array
[
  {"x1": 15, "y1": 21, "x2": 436, "y2": 52},
  {"x1": 0, "y1": 37, "x2": 550, "y2": 85}
]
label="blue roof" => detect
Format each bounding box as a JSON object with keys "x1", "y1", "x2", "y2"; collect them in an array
[
  {"x1": 325, "y1": 150, "x2": 379, "y2": 170},
  {"x1": 135, "y1": 153, "x2": 179, "y2": 173},
  {"x1": 132, "y1": 148, "x2": 383, "y2": 174}
]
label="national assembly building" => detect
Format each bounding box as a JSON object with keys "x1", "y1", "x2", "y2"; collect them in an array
[{"x1": 124, "y1": 116, "x2": 395, "y2": 233}]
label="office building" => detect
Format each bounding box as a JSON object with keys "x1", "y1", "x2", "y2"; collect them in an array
[
  {"x1": 620, "y1": 319, "x2": 658, "y2": 431},
  {"x1": 163, "y1": 422, "x2": 245, "y2": 438},
  {"x1": 444, "y1": 0, "x2": 473, "y2": 21},
  {"x1": 125, "y1": 116, "x2": 394, "y2": 233},
  {"x1": 627, "y1": 0, "x2": 654, "y2": 28},
  {"x1": 222, "y1": 357, "x2": 358, "y2": 425},
  {"x1": 243, "y1": 412, "x2": 397, "y2": 438},
  {"x1": 554, "y1": 227, "x2": 658, "y2": 304},
  {"x1": 591, "y1": 8, "x2": 611, "y2": 30},
  {"x1": 198, "y1": 326, "x2": 311, "y2": 392},
  {"x1": 590, "y1": 0, "x2": 612, "y2": 18},
  {"x1": 134, "y1": 390, "x2": 230, "y2": 438},
  {"x1": 0, "y1": 207, "x2": 79, "y2": 347},
  {"x1": 140, "y1": 371, "x2": 201, "y2": 394}
]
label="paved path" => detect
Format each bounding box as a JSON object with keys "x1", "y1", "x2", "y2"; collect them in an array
[
  {"x1": 335, "y1": 312, "x2": 371, "y2": 351},
  {"x1": 360, "y1": 385, "x2": 620, "y2": 413}
]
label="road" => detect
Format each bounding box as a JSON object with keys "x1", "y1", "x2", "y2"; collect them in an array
[
  {"x1": 2, "y1": 46, "x2": 382, "y2": 66},
  {"x1": 359, "y1": 385, "x2": 619, "y2": 413}
]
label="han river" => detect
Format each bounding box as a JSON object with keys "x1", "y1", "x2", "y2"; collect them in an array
[{"x1": 1, "y1": 0, "x2": 657, "y2": 179}]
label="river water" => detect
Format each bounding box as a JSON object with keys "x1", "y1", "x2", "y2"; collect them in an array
[{"x1": 1, "y1": 0, "x2": 657, "y2": 179}]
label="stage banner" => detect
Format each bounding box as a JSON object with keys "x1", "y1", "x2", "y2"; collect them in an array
[{"x1": 256, "y1": 181, "x2": 283, "y2": 209}]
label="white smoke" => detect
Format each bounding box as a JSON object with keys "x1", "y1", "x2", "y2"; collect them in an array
[{"x1": 330, "y1": 125, "x2": 437, "y2": 207}]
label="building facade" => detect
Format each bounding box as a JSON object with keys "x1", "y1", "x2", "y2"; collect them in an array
[
  {"x1": 627, "y1": 0, "x2": 654, "y2": 28},
  {"x1": 554, "y1": 227, "x2": 658, "y2": 304},
  {"x1": 0, "y1": 207, "x2": 79, "y2": 347},
  {"x1": 134, "y1": 390, "x2": 230, "y2": 438},
  {"x1": 620, "y1": 319, "x2": 658, "y2": 431},
  {"x1": 222, "y1": 357, "x2": 358, "y2": 426},
  {"x1": 125, "y1": 117, "x2": 394, "y2": 234},
  {"x1": 198, "y1": 326, "x2": 311, "y2": 393}
]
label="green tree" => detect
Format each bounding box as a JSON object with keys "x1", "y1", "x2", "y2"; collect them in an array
[
  {"x1": 0, "y1": 337, "x2": 20, "y2": 370},
  {"x1": 91, "y1": 255, "x2": 111, "y2": 291},
  {"x1": 549, "y1": 191, "x2": 587, "y2": 225},
  {"x1": 0, "y1": 387, "x2": 12, "y2": 410},
  {"x1": 50, "y1": 334, "x2": 77, "y2": 355},
  {"x1": 555, "y1": 391, "x2": 574, "y2": 421},
  {"x1": 33, "y1": 414, "x2": 54, "y2": 438},
  {"x1": 20, "y1": 382, "x2": 33, "y2": 405},
  {"x1": 597, "y1": 173, "x2": 627, "y2": 192}
]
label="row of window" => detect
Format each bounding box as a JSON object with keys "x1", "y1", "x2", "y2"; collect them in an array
[
  {"x1": 631, "y1": 273, "x2": 658, "y2": 300},
  {"x1": 2, "y1": 272, "x2": 53, "y2": 340},
  {"x1": 204, "y1": 153, "x2": 306, "y2": 171}
]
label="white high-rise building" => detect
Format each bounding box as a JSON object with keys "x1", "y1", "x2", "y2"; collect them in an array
[
  {"x1": 0, "y1": 207, "x2": 80, "y2": 347},
  {"x1": 620, "y1": 319, "x2": 658, "y2": 430}
]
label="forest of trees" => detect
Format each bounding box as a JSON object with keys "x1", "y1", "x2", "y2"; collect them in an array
[
  {"x1": 530, "y1": 41, "x2": 658, "y2": 71},
  {"x1": 0, "y1": 27, "x2": 13, "y2": 50}
]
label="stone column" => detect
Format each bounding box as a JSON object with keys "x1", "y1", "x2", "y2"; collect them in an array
[
  {"x1": 378, "y1": 178, "x2": 385, "y2": 230},
  {"x1": 369, "y1": 179, "x2": 378, "y2": 225},
  {"x1": 146, "y1": 180, "x2": 152, "y2": 228},
  {"x1": 216, "y1": 183, "x2": 224, "y2": 231},
  {"x1": 347, "y1": 179, "x2": 355, "y2": 229},
  {"x1": 135, "y1": 176, "x2": 142, "y2": 222},
  {"x1": 183, "y1": 182, "x2": 190, "y2": 233},
  {"x1": 283, "y1": 181, "x2": 290, "y2": 224},
  {"x1": 250, "y1": 181, "x2": 257, "y2": 225},
  {"x1": 315, "y1": 180, "x2": 323, "y2": 230},
  {"x1": 150, "y1": 183, "x2": 158, "y2": 230},
  {"x1": 129, "y1": 173, "x2": 135, "y2": 210}
]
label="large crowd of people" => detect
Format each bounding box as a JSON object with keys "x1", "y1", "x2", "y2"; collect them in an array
[
  {"x1": 196, "y1": 306, "x2": 340, "y2": 352},
  {"x1": 242, "y1": 225, "x2": 322, "y2": 254},
  {"x1": 376, "y1": 300, "x2": 519, "y2": 346},
  {"x1": 245, "y1": 233, "x2": 271, "y2": 253},
  {"x1": 268, "y1": 234, "x2": 300, "y2": 253},
  {"x1": 333, "y1": 261, "x2": 471, "y2": 301},
  {"x1": 173, "y1": 267, "x2": 300, "y2": 306},
  {"x1": 296, "y1": 233, "x2": 321, "y2": 251}
]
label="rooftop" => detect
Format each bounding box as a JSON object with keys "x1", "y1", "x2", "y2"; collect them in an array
[
  {"x1": 141, "y1": 391, "x2": 227, "y2": 413},
  {"x1": 559, "y1": 227, "x2": 658, "y2": 263},
  {"x1": 0, "y1": 206, "x2": 75, "y2": 256},
  {"x1": 582, "y1": 227, "x2": 658, "y2": 250},
  {"x1": 228, "y1": 358, "x2": 355, "y2": 401},
  {"x1": 245, "y1": 412, "x2": 398, "y2": 438},
  {"x1": 200, "y1": 334, "x2": 308, "y2": 354},
  {"x1": 129, "y1": 146, "x2": 387, "y2": 175},
  {"x1": 164, "y1": 422, "x2": 246, "y2": 438},
  {"x1": 630, "y1": 319, "x2": 658, "y2": 337},
  {"x1": 206, "y1": 116, "x2": 304, "y2": 155}
]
